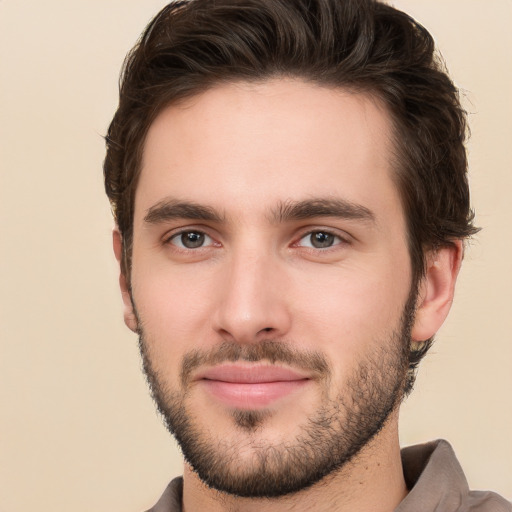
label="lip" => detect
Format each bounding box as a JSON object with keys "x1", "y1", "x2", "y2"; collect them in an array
[{"x1": 195, "y1": 364, "x2": 311, "y2": 409}]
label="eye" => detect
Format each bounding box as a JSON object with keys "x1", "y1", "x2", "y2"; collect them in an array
[
  {"x1": 297, "y1": 231, "x2": 344, "y2": 249},
  {"x1": 169, "y1": 230, "x2": 213, "y2": 249}
]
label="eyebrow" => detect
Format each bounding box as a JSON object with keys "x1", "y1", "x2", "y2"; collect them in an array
[
  {"x1": 143, "y1": 197, "x2": 375, "y2": 226},
  {"x1": 270, "y1": 198, "x2": 375, "y2": 224},
  {"x1": 144, "y1": 198, "x2": 225, "y2": 224}
]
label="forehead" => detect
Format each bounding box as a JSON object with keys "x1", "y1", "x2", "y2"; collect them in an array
[{"x1": 136, "y1": 79, "x2": 401, "y2": 224}]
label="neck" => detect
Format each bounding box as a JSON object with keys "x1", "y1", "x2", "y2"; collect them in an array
[{"x1": 182, "y1": 413, "x2": 407, "y2": 512}]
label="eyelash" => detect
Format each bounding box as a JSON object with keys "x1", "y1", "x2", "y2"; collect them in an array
[
  {"x1": 164, "y1": 228, "x2": 350, "y2": 252},
  {"x1": 165, "y1": 230, "x2": 217, "y2": 250},
  {"x1": 294, "y1": 230, "x2": 350, "y2": 250}
]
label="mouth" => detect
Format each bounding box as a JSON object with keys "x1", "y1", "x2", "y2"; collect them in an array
[{"x1": 194, "y1": 364, "x2": 311, "y2": 409}]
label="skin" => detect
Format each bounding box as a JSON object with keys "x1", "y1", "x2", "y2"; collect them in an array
[{"x1": 114, "y1": 79, "x2": 462, "y2": 511}]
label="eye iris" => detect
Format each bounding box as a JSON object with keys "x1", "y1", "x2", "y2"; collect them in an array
[
  {"x1": 311, "y1": 232, "x2": 334, "y2": 248},
  {"x1": 181, "y1": 232, "x2": 205, "y2": 248}
]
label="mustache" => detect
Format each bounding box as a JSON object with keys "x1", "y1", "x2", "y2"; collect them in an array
[{"x1": 180, "y1": 340, "x2": 330, "y2": 387}]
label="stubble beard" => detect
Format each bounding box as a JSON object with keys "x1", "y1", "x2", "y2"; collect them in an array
[{"x1": 137, "y1": 295, "x2": 415, "y2": 498}]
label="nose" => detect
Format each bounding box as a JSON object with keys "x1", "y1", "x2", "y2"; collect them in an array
[{"x1": 212, "y1": 248, "x2": 292, "y2": 344}]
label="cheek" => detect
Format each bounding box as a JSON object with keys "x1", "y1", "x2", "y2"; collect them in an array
[
  {"x1": 292, "y1": 263, "x2": 410, "y2": 359},
  {"x1": 131, "y1": 266, "x2": 217, "y2": 366}
]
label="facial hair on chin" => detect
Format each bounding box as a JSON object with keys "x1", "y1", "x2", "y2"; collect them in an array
[{"x1": 136, "y1": 296, "x2": 414, "y2": 498}]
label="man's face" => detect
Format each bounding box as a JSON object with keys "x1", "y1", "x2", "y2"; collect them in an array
[{"x1": 127, "y1": 80, "x2": 415, "y2": 496}]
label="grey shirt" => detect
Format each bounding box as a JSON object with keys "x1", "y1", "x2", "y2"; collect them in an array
[{"x1": 146, "y1": 440, "x2": 511, "y2": 511}]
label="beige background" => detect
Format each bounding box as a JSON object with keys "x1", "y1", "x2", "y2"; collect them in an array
[{"x1": 0, "y1": 1, "x2": 510, "y2": 510}]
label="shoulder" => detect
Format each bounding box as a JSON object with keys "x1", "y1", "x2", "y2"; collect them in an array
[
  {"x1": 398, "y1": 440, "x2": 511, "y2": 512},
  {"x1": 464, "y1": 490, "x2": 512, "y2": 512},
  {"x1": 144, "y1": 477, "x2": 183, "y2": 512}
]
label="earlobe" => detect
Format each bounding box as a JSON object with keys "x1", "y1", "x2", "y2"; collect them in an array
[
  {"x1": 113, "y1": 228, "x2": 138, "y2": 333},
  {"x1": 411, "y1": 241, "x2": 463, "y2": 342}
]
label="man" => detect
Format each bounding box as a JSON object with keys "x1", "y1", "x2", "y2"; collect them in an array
[{"x1": 103, "y1": 0, "x2": 511, "y2": 510}]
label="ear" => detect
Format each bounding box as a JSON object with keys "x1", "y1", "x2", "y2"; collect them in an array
[
  {"x1": 411, "y1": 241, "x2": 463, "y2": 342},
  {"x1": 113, "y1": 228, "x2": 138, "y2": 333}
]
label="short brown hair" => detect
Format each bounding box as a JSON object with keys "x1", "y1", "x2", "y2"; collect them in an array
[{"x1": 104, "y1": 0, "x2": 478, "y2": 380}]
